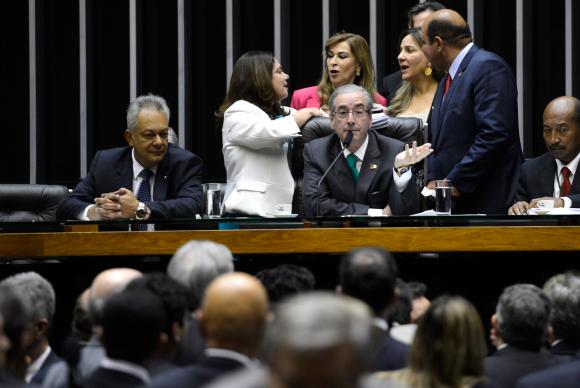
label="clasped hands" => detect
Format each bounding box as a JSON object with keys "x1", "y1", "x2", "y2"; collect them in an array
[
  {"x1": 508, "y1": 197, "x2": 565, "y2": 215},
  {"x1": 88, "y1": 188, "x2": 139, "y2": 220}
]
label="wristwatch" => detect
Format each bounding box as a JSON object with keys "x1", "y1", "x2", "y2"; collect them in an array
[
  {"x1": 135, "y1": 202, "x2": 150, "y2": 220},
  {"x1": 394, "y1": 166, "x2": 410, "y2": 177}
]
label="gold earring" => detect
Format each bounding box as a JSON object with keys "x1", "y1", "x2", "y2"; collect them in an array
[
  {"x1": 424, "y1": 65, "x2": 432, "y2": 77},
  {"x1": 356, "y1": 68, "x2": 361, "y2": 77}
]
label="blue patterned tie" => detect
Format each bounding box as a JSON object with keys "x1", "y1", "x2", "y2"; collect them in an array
[
  {"x1": 346, "y1": 153, "x2": 359, "y2": 182},
  {"x1": 136, "y1": 169, "x2": 153, "y2": 230}
]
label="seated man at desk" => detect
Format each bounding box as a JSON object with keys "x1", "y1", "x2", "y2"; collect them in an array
[
  {"x1": 509, "y1": 96, "x2": 580, "y2": 215},
  {"x1": 57, "y1": 94, "x2": 203, "y2": 222},
  {"x1": 302, "y1": 84, "x2": 432, "y2": 217}
]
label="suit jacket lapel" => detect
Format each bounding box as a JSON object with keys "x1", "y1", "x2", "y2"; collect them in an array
[
  {"x1": 356, "y1": 132, "x2": 382, "y2": 202},
  {"x1": 328, "y1": 139, "x2": 356, "y2": 200},
  {"x1": 540, "y1": 158, "x2": 557, "y2": 197},
  {"x1": 114, "y1": 151, "x2": 134, "y2": 191},
  {"x1": 153, "y1": 157, "x2": 169, "y2": 201},
  {"x1": 430, "y1": 80, "x2": 445, "y2": 146}
]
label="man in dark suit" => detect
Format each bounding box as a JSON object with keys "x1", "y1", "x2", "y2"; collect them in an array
[
  {"x1": 57, "y1": 94, "x2": 203, "y2": 222},
  {"x1": 84, "y1": 288, "x2": 166, "y2": 388},
  {"x1": 509, "y1": 96, "x2": 580, "y2": 214},
  {"x1": 0, "y1": 272, "x2": 62, "y2": 385},
  {"x1": 516, "y1": 356, "x2": 580, "y2": 388},
  {"x1": 302, "y1": 84, "x2": 432, "y2": 217},
  {"x1": 147, "y1": 273, "x2": 269, "y2": 388},
  {"x1": 338, "y1": 247, "x2": 409, "y2": 372},
  {"x1": 382, "y1": 1, "x2": 446, "y2": 101},
  {"x1": 542, "y1": 271, "x2": 580, "y2": 357},
  {"x1": 421, "y1": 10, "x2": 523, "y2": 214},
  {"x1": 485, "y1": 284, "x2": 559, "y2": 388}
]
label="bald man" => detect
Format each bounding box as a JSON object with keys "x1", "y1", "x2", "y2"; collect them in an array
[
  {"x1": 148, "y1": 272, "x2": 268, "y2": 388},
  {"x1": 509, "y1": 97, "x2": 580, "y2": 215},
  {"x1": 43, "y1": 268, "x2": 142, "y2": 387},
  {"x1": 421, "y1": 9, "x2": 523, "y2": 214}
]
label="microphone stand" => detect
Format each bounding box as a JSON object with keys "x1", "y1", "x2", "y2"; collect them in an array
[{"x1": 316, "y1": 131, "x2": 353, "y2": 217}]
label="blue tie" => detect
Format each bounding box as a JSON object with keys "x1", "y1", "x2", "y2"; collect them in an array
[{"x1": 136, "y1": 169, "x2": 153, "y2": 230}]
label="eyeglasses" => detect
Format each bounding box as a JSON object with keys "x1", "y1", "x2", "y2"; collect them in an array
[{"x1": 332, "y1": 108, "x2": 369, "y2": 120}]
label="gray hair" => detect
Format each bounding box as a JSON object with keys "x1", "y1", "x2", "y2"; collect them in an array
[
  {"x1": 167, "y1": 240, "x2": 234, "y2": 310},
  {"x1": 496, "y1": 283, "x2": 551, "y2": 350},
  {"x1": 263, "y1": 292, "x2": 373, "y2": 367},
  {"x1": 328, "y1": 84, "x2": 373, "y2": 114},
  {"x1": 543, "y1": 271, "x2": 580, "y2": 342},
  {"x1": 0, "y1": 271, "x2": 55, "y2": 327},
  {"x1": 126, "y1": 94, "x2": 170, "y2": 132}
]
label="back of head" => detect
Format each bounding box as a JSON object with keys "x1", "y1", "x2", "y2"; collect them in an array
[
  {"x1": 88, "y1": 268, "x2": 143, "y2": 326},
  {"x1": 263, "y1": 292, "x2": 374, "y2": 388},
  {"x1": 167, "y1": 240, "x2": 234, "y2": 310},
  {"x1": 387, "y1": 279, "x2": 413, "y2": 326},
  {"x1": 407, "y1": 1, "x2": 446, "y2": 27},
  {"x1": 200, "y1": 272, "x2": 268, "y2": 356},
  {"x1": 410, "y1": 296, "x2": 486, "y2": 386},
  {"x1": 127, "y1": 94, "x2": 170, "y2": 132},
  {"x1": 256, "y1": 264, "x2": 316, "y2": 305},
  {"x1": 496, "y1": 283, "x2": 551, "y2": 351},
  {"x1": 424, "y1": 9, "x2": 472, "y2": 49},
  {"x1": 101, "y1": 289, "x2": 166, "y2": 365},
  {"x1": 543, "y1": 271, "x2": 580, "y2": 342},
  {"x1": 125, "y1": 273, "x2": 188, "y2": 337},
  {"x1": 0, "y1": 271, "x2": 55, "y2": 329},
  {"x1": 218, "y1": 51, "x2": 282, "y2": 118},
  {"x1": 0, "y1": 284, "x2": 33, "y2": 379},
  {"x1": 339, "y1": 247, "x2": 398, "y2": 316}
]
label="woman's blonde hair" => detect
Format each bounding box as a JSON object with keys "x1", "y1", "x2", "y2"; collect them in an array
[
  {"x1": 317, "y1": 32, "x2": 377, "y2": 110},
  {"x1": 402, "y1": 296, "x2": 487, "y2": 388}
]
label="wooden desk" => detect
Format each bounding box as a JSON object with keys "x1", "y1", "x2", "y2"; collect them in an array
[{"x1": 1, "y1": 226, "x2": 579, "y2": 258}]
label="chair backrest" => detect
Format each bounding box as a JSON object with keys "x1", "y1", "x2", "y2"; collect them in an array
[{"x1": 0, "y1": 184, "x2": 69, "y2": 222}]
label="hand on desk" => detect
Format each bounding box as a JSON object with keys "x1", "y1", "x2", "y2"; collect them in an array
[
  {"x1": 508, "y1": 197, "x2": 564, "y2": 215},
  {"x1": 88, "y1": 188, "x2": 139, "y2": 220},
  {"x1": 425, "y1": 180, "x2": 461, "y2": 198}
]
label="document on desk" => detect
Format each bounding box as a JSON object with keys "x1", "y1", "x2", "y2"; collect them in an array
[
  {"x1": 411, "y1": 210, "x2": 486, "y2": 216},
  {"x1": 527, "y1": 208, "x2": 580, "y2": 215}
]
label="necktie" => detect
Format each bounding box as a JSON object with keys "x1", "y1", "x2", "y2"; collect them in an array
[
  {"x1": 561, "y1": 166, "x2": 572, "y2": 196},
  {"x1": 136, "y1": 169, "x2": 153, "y2": 230},
  {"x1": 346, "y1": 153, "x2": 359, "y2": 182},
  {"x1": 444, "y1": 73, "x2": 452, "y2": 95}
]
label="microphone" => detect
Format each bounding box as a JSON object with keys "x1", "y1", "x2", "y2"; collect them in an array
[{"x1": 316, "y1": 131, "x2": 354, "y2": 216}]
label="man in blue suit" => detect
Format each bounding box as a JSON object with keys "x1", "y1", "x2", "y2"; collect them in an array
[
  {"x1": 57, "y1": 94, "x2": 203, "y2": 222},
  {"x1": 421, "y1": 9, "x2": 523, "y2": 214}
]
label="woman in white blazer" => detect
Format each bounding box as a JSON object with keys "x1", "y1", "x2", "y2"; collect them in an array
[{"x1": 216, "y1": 51, "x2": 321, "y2": 217}]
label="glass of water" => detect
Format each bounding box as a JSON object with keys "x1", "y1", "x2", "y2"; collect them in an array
[{"x1": 435, "y1": 179, "x2": 452, "y2": 215}]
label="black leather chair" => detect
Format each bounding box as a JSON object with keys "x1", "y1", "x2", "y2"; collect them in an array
[
  {"x1": 290, "y1": 116, "x2": 426, "y2": 215},
  {"x1": 0, "y1": 184, "x2": 69, "y2": 222}
]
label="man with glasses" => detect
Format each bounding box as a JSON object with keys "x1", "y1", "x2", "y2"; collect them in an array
[
  {"x1": 57, "y1": 94, "x2": 204, "y2": 223},
  {"x1": 302, "y1": 84, "x2": 432, "y2": 217}
]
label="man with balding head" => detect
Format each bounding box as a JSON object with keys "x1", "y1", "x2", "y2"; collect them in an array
[
  {"x1": 421, "y1": 9, "x2": 523, "y2": 214},
  {"x1": 509, "y1": 97, "x2": 580, "y2": 215},
  {"x1": 147, "y1": 272, "x2": 268, "y2": 388},
  {"x1": 43, "y1": 268, "x2": 142, "y2": 387}
]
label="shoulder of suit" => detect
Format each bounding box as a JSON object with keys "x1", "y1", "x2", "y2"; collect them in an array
[{"x1": 372, "y1": 130, "x2": 405, "y2": 149}]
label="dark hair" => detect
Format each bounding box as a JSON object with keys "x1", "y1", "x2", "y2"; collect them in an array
[
  {"x1": 217, "y1": 51, "x2": 287, "y2": 120},
  {"x1": 496, "y1": 284, "x2": 551, "y2": 351},
  {"x1": 256, "y1": 264, "x2": 316, "y2": 304},
  {"x1": 126, "y1": 273, "x2": 188, "y2": 335},
  {"x1": 101, "y1": 289, "x2": 166, "y2": 365},
  {"x1": 387, "y1": 279, "x2": 413, "y2": 325},
  {"x1": 425, "y1": 17, "x2": 472, "y2": 48},
  {"x1": 407, "y1": 1, "x2": 446, "y2": 27},
  {"x1": 339, "y1": 247, "x2": 398, "y2": 316},
  {"x1": 408, "y1": 281, "x2": 428, "y2": 299}
]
